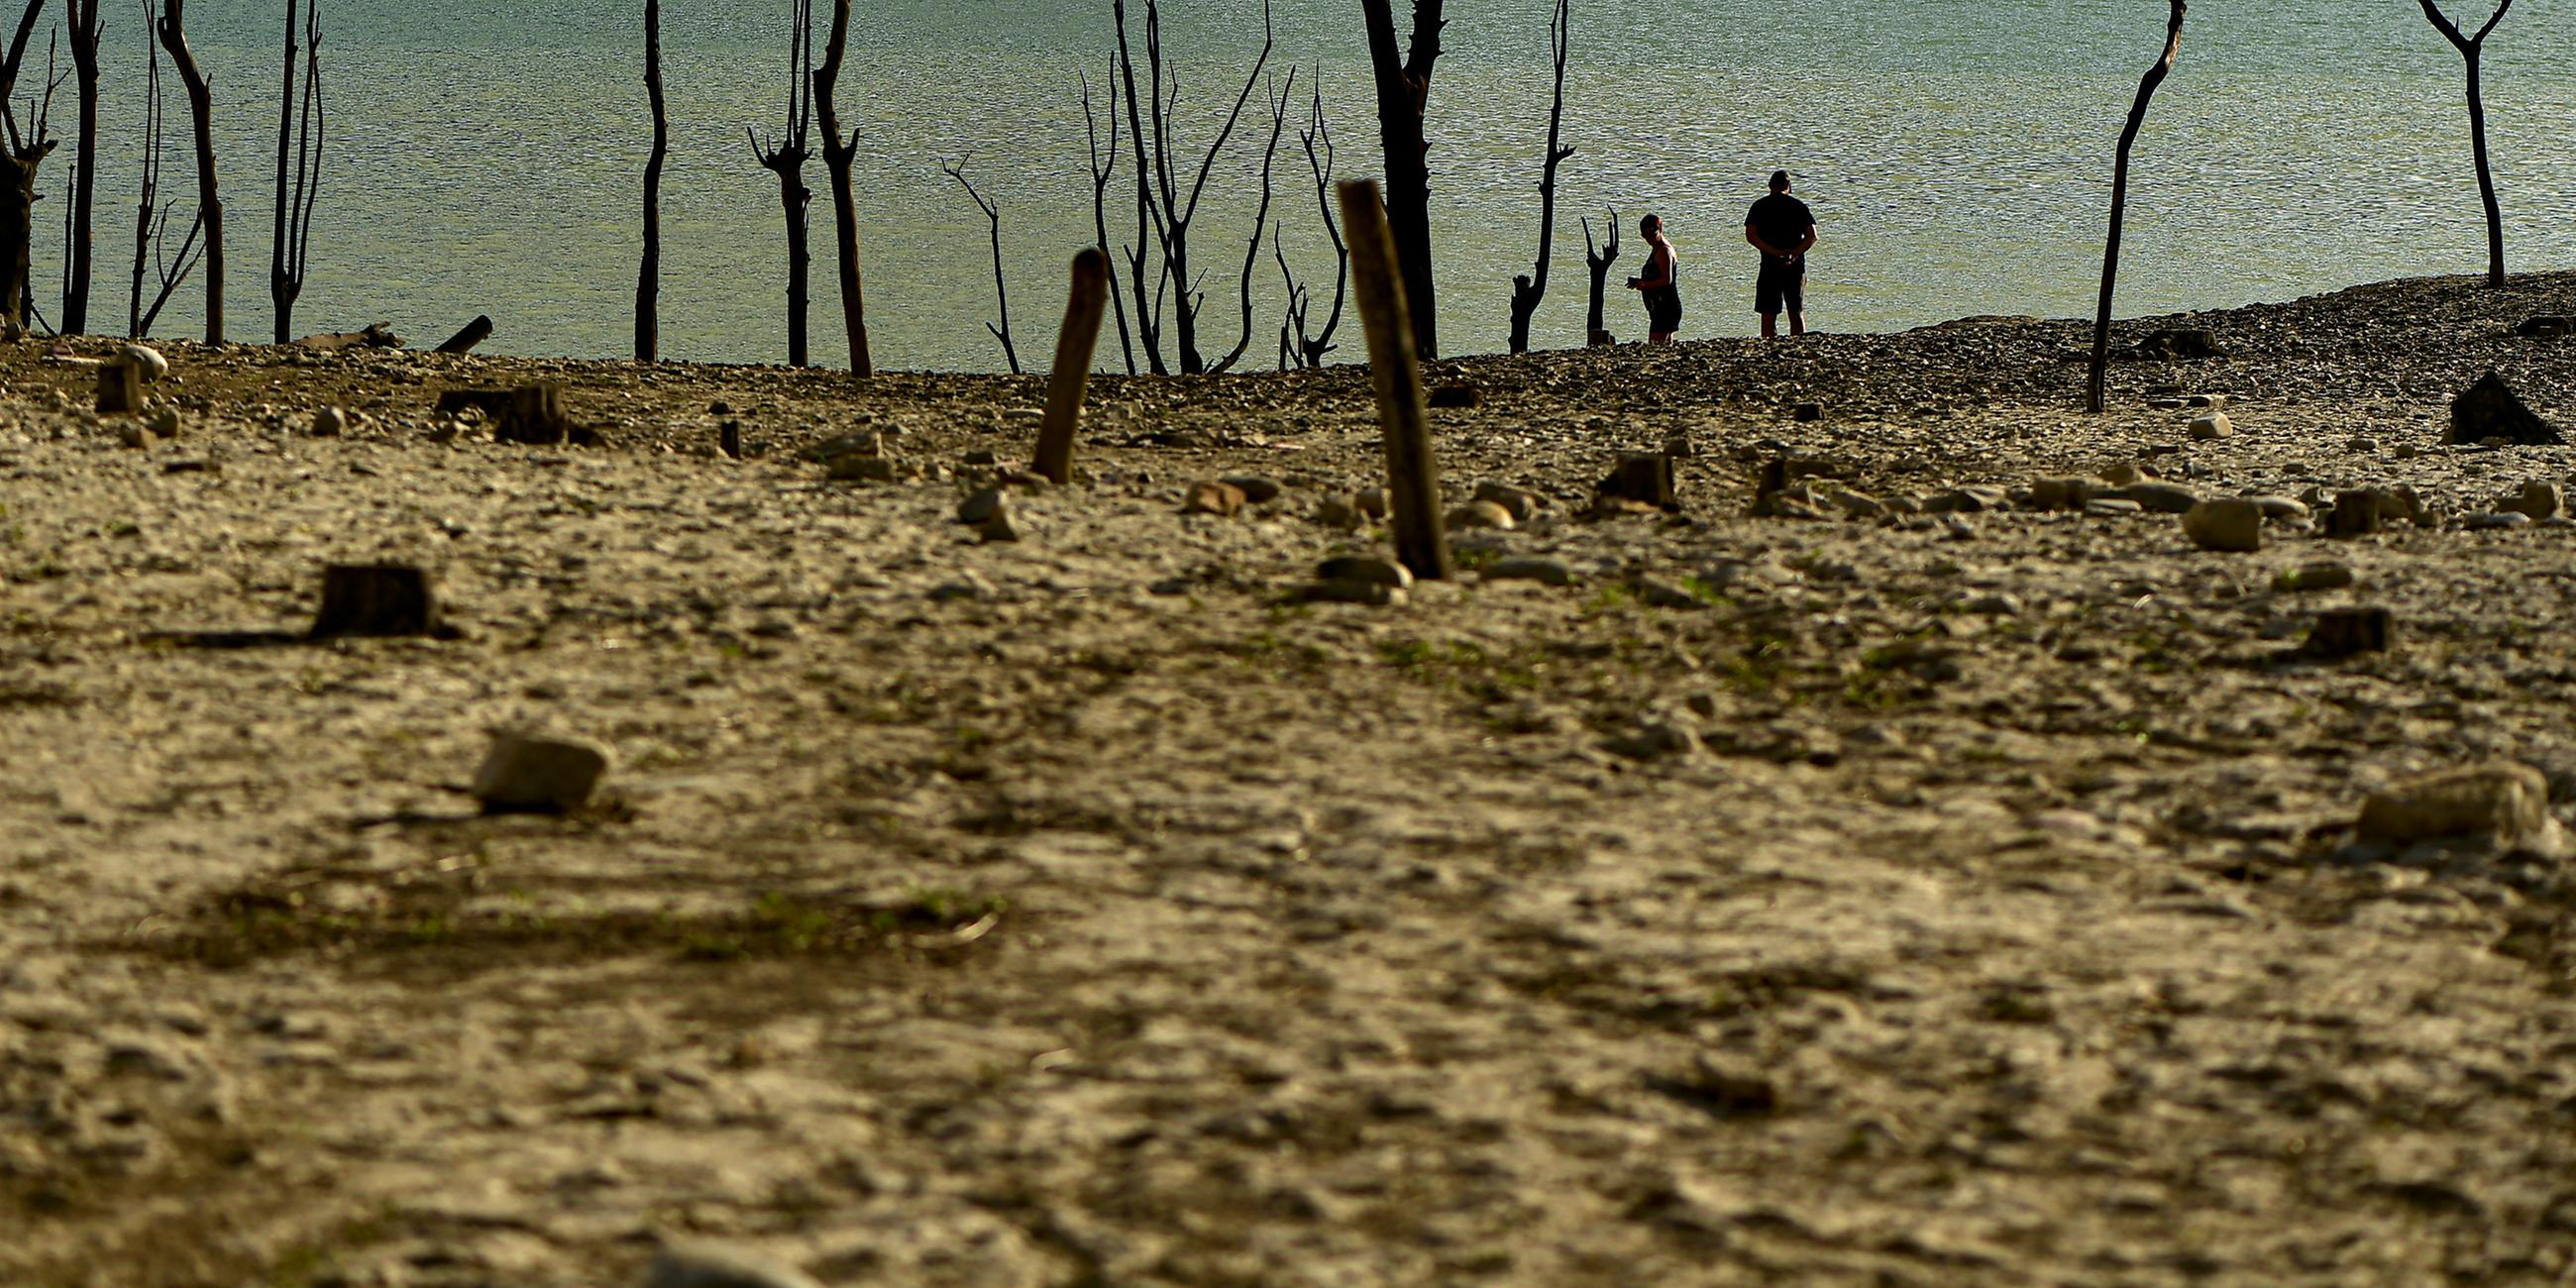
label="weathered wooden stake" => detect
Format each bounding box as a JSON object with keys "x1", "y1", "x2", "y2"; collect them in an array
[
  {"x1": 96, "y1": 359, "x2": 143, "y2": 414},
  {"x1": 497, "y1": 383, "x2": 569, "y2": 446},
  {"x1": 1034, "y1": 248, "x2": 1109, "y2": 485},
  {"x1": 310, "y1": 563, "x2": 440, "y2": 638},
  {"x1": 1337, "y1": 178, "x2": 1449, "y2": 581}
]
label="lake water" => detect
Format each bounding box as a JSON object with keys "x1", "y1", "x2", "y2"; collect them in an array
[{"x1": 40, "y1": 0, "x2": 2576, "y2": 371}]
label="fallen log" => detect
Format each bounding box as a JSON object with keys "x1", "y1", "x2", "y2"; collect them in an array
[
  {"x1": 292, "y1": 321, "x2": 401, "y2": 351},
  {"x1": 435, "y1": 314, "x2": 494, "y2": 355}
]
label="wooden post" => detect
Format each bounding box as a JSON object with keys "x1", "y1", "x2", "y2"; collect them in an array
[
  {"x1": 96, "y1": 359, "x2": 144, "y2": 414},
  {"x1": 1034, "y1": 248, "x2": 1109, "y2": 485},
  {"x1": 310, "y1": 564, "x2": 440, "y2": 638},
  {"x1": 1337, "y1": 178, "x2": 1449, "y2": 581}
]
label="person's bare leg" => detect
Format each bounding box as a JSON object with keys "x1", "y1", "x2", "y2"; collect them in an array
[
  {"x1": 1789, "y1": 311, "x2": 1805, "y2": 336},
  {"x1": 1760, "y1": 313, "x2": 1778, "y2": 339}
]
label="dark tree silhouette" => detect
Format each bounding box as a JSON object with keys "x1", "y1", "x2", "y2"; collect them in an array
[
  {"x1": 2413, "y1": 0, "x2": 2519, "y2": 287},
  {"x1": 2087, "y1": 0, "x2": 2185, "y2": 415},
  {"x1": 812, "y1": 0, "x2": 871, "y2": 375},
  {"x1": 1505, "y1": 0, "x2": 1571, "y2": 356},
  {"x1": 268, "y1": 0, "x2": 320, "y2": 344},
  {"x1": 0, "y1": 0, "x2": 58, "y2": 338},
  {"x1": 942, "y1": 160, "x2": 1017, "y2": 374},
  {"x1": 635, "y1": 0, "x2": 664, "y2": 361},
  {"x1": 1207, "y1": 67, "x2": 1292, "y2": 376},
  {"x1": 1110, "y1": 0, "x2": 1275, "y2": 376},
  {"x1": 1110, "y1": 0, "x2": 1164, "y2": 374},
  {"x1": 1581, "y1": 205, "x2": 1619, "y2": 346},
  {"x1": 1274, "y1": 73, "x2": 1345, "y2": 370},
  {"x1": 157, "y1": 0, "x2": 219, "y2": 344},
  {"x1": 128, "y1": 1, "x2": 203, "y2": 337},
  {"x1": 1359, "y1": 0, "x2": 1443, "y2": 359},
  {"x1": 60, "y1": 0, "x2": 92, "y2": 332},
  {"x1": 748, "y1": 0, "x2": 814, "y2": 368},
  {"x1": 1080, "y1": 65, "x2": 1135, "y2": 375}
]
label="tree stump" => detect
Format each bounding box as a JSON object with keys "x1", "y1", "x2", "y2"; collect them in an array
[
  {"x1": 2448, "y1": 372, "x2": 2562, "y2": 446},
  {"x1": 718, "y1": 420, "x2": 742, "y2": 460},
  {"x1": 96, "y1": 359, "x2": 143, "y2": 414},
  {"x1": 2303, "y1": 606, "x2": 2394, "y2": 660},
  {"x1": 310, "y1": 564, "x2": 441, "y2": 639},
  {"x1": 496, "y1": 383, "x2": 570, "y2": 446},
  {"x1": 2327, "y1": 489, "x2": 2384, "y2": 538},
  {"x1": 1597, "y1": 452, "x2": 1678, "y2": 510}
]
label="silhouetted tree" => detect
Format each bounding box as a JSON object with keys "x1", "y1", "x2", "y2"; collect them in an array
[
  {"x1": 60, "y1": 0, "x2": 91, "y2": 332},
  {"x1": 128, "y1": 0, "x2": 202, "y2": 337},
  {"x1": 1207, "y1": 66, "x2": 1291, "y2": 376},
  {"x1": 1581, "y1": 205, "x2": 1618, "y2": 346},
  {"x1": 748, "y1": 0, "x2": 814, "y2": 367},
  {"x1": 268, "y1": 0, "x2": 320, "y2": 344},
  {"x1": 635, "y1": 0, "x2": 663, "y2": 361},
  {"x1": 0, "y1": 0, "x2": 58, "y2": 338},
  {"x1": 2087, "y1": 0, "x2": 2185, "y2": 415},
  {"x1": 1359, "y1": 0, "x2": 1442, "y2": 359},
  {"x1": 156, "y1": 0, "x2": 219, "y2": 343},
  {"x1": 2413, "y1": 0, "x2": 2518, "y2": 287},
  {"x1": 1505, "y1": 0, "x2": 1570, "y2": 356},
  {"x1": 812, "y1": 0, "x2": 871, "y2": 374},
  {"x1": 1080, "y1": 64, "x2": 1134, "y2": 374},
  {"x1": 1275, "y1": 72, "x2": 1345, "y2": 370},
  {"x1": 942, "y1": 159, "x2": 1017, "y2": 374}
]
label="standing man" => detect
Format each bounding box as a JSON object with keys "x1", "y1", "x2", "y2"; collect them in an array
[
  {"x1": 1625, "y1": 213, "x2": 1681, "y2": 345},
  {"x1": 1745, "y1": 170, "x2": 1817, "y2": 338}
]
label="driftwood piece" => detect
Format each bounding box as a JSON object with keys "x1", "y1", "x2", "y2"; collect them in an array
[
  {"x1": 434, "y1": 387, "x2": 512, "y2": 420},
  {"x1": 310, "y1": 563, "x2": 440, "y2": 638},
  {"x1": 1597, "y1": 453, "x2": 1677, "y2": 511},
  {"x1": 292, "y1": 320, "x2": 397, "y2": 350},
  {"x1": 2086, "y1": 0, "x2": 2187, "y2": 413},
  {"x1": 96, "y1": 359, "x2": 142, "y2": 414},
  {"x1": 1337, "y1": 177, "x2": 1449, "y2": 582},
  {"x1": 1035, "y1": 248, "x2": 1109, "y2": 485},
  {"x1": 434, "y1": 314, "x2": 493, "y2": 354}
]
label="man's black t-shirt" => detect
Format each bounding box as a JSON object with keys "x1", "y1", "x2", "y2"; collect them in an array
[{"x1": 1748, "y1": 193, "x2": 1814, "y2": 258}]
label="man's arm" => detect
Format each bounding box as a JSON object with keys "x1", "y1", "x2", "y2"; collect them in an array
[
  {"x1": 1794, "y1": 223, "x2": 1817, "y2": 255},
  {"x1": 1745, "y1": 221, "x2": 1784, "y2": 257}
]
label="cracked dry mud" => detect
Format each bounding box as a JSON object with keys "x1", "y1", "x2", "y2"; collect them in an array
[{"x1": 5, "y1": 271, "x2": 2576, "y2": 1286}]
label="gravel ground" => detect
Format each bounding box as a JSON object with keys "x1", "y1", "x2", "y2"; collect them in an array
[{"x1": 5, "y1": 271, "x2": 2576, "y2": 1286}]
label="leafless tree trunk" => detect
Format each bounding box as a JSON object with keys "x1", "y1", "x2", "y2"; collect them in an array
[
  {"x1": 268, "y1": 0, "x2": 320, "y2": 345},
  {"x1": 1360, "y1": 0, "x2": 1443, "y2": 360},
  {"x1": 1206, "y1": 67, "x2": 1292, "y2": 376},
  {"x1": 812, "y1": 0, "x2": 871, "y2": 375},
  {"x1": 60, "y1": 0, "x2": 92, "y2": 332},
  {"x1": 942, "y1": 160, "x2": 1017, "y2": 374},
  {"x1": 1081, "y1": 65, "x2": 1134, "y2": 375},
  {"x1": 157, "y1": 0, "x2": 218, "y2": 344},
  {"x1": 1110, "y1": 0, "x2": 1166, "y2": 375},
  {"x1": 2415, "y1": 0, "x2": 2517, "y2": 288},
  {"x1": 2087, "y1": 0, "x2": 2185, "y2": 415},
  {"x1": 1115, "y1": 0, "x2": 1273, "y2": 376},
  {"x1": 1275, "y1": 74, "x2": 1346, "y2": 370},
  {"x1": 126, "y1": 0, "x2": 199, "y2": 337},
  {"x1": 1506, "y1": 0, "x2": 1571, "y2": 356},
  {"x1": 0, "y1": 1, "x2": 57, "y2": 338},
  {"x1": 635, "y1": 0, "x2": 663, "y2": 361},
  {"x1": 748, "y1": 0, "x2": 814, "y2": 368},
  {"x1": 1581, "y1": 207, "x2": 1620, "y2": 345}
]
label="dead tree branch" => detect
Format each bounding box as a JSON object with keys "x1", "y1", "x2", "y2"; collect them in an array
[
  {"x1": 2087, "y1": 0, "x2": 2185, "y2": 414},
  {"x1": 0, "y1": 0, "x2": 58, "y2": 338},
  {"x1": 1506, "y1": 0, "x2": 1572, "y2": 355},
  {"x1": 1207, "y1": 65, "x2": 1292, "y2": 376},
  {"x1": 60, "y1": 0, "x2": 92, "y2": 332},
  {"x1": 813, "y1": 0, "x2": 871, "y2": 374},
  {"x1": 268, "y1": 0, "x2": 320, "y2": 344},
  {"x1": 2414, "y1": 0, "x2": 2518, "y2": 287},
  {"x1": 1581, "y1": 205, "x2": 1619, "y2": 346},
  {"x1": 943, "y1": 159, "x2": 1018, "y2": 375},
  {"x1": 127, "y1": 0, "x2": 198, "y2": 336},
  {"x1": 1081, "y1": 64, "x2": 1135, "y2": 375},
  {"x1": 636, "y1": 0, "x2": 664, "y2": 361},
  {"x1": 156, "y1": 0, "x2": 219, "y2": 343},
  {"x1": 1360, "y1": 0, "x2": 1444, "y2": 359},
  {"x1": 749, "y1": 0, "x2": 815, "y2": 367}
]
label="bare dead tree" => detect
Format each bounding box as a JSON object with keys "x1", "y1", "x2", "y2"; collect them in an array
[
  {"x1": 1206, "y1": 66, "x2": 1292, "y2": 376},
  {"x1": 812, "y1": 0, "x2": 871, "y2": 374},
  {"x1": 1580, "y1": 205, "x2": 1618, "y2": 345},
  {"x1": 127, "y1": 0, "x2": 201, "y2": 336},
  {"x1": 268, "y1": 0, "x2": 320, "y2": 345},
  {"x1": 1275, "y1": 72, "x2": 1346, "y2": 370},
  {"x1": 635, "y1": 0, "x2": 664, "y2": 361},
  {"x1": 157, "y1": 0, "x2": 218, "y2": 343},
  {"x1": 1111, "y1": 0, "x2": 1167, "y2": 375},
  {"x1": 1505, "y1": 0, "x2": 1572, "y2": 356},
  {"x1": 2087, "y1": 0, "x2": 2185, "y2": 415},
  {"x1": 0, "y1": 1, "x2": 58, "y2": 338},
  {"x1": 1081, "y1": 64, "x2": 1135, "y2": 375},
  {"x1": 1359, "y1": 0, "x2": 1443, "y2": 359},
  {"x1": 1112, "y1": 0, "x2": 1274, "y2": 376},
  {"x1": 942, "y1": 160, "x2": 1018, "y2": 374},
  {"x1": 2414, "y1": 0, "x2": 2519, "y2": 287},
  {"x1": 748, "y1": 0, "x2": 814, "y2": 367},
  {"x1": 59, "y1": 0, "x2": 92, "y2": 332}
]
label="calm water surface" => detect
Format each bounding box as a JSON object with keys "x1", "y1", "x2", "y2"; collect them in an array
[{"x1": 44, "y1": 1, "x2": 2576, "y2": 371}]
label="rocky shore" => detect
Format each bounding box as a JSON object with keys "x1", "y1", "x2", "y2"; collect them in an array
[{"x1": 5, "y1": 270, "x2": 2575, "y2": 1286}]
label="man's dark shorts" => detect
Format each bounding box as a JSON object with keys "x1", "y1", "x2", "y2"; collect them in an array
[{"x1": 1757, "y1": 256, "x2": 1804, "y2": 315}]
